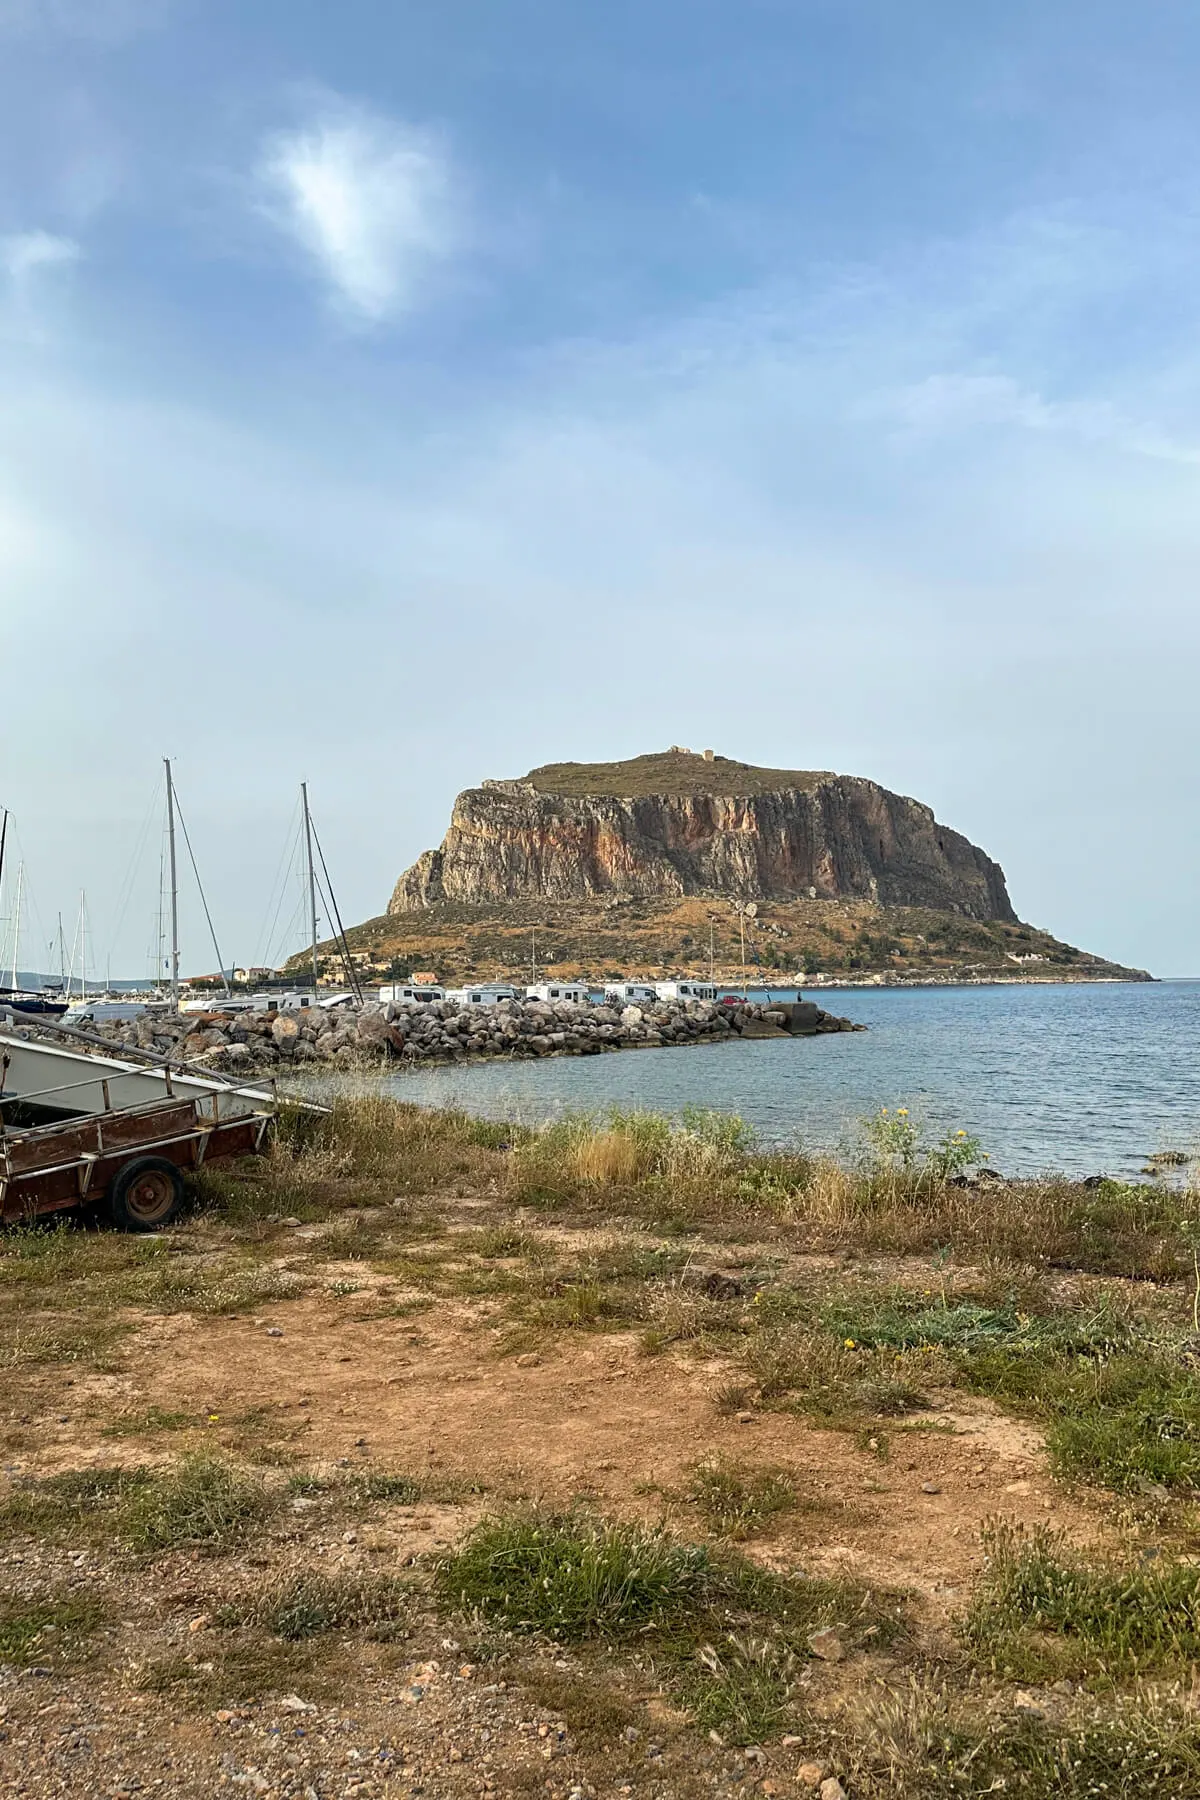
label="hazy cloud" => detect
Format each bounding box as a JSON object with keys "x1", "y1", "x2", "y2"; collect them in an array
[
  {"x1": 258, "y1": 100, "x2": 454, "y2": 323},
  {"x1": 0, "y1": 0, "x2": 173, "y2": 38}
]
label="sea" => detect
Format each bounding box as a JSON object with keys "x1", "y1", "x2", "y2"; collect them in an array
[{"x1": 357, "y1": 981, "x2": 1200, "y2": 1179}]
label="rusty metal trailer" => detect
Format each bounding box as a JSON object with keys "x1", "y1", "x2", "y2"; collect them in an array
[{"x1": 0, "y1": 1029, "x2": 278, "y2": 1230}]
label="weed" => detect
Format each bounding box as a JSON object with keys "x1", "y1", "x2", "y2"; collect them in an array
[
  {"x1": 746, "y1": 1327, "x2": 938, "y2": 1422},
  {"x1": 103, "y1": 1406, "x2": 198, "y2": 1438},
  {"x1": 437, "y1": 1508, "x2": 906, "y2": 1743},
  {"x1": 120, "y1": 1456, "x2": 274, "y2": 1552},
  {"x1": 963, "y1": 1521, "x2": 1200, "y2": 1679},
  {"x1": 852, "y1": 1679, "x2": 1200, "y2": 1798},
  {"x1": 0, "y1": 1457, "x2": 275, "y2": 1553},
  {"x1": 136, "y1": 1638, "x2": 333, "y2": 1708},
  {"x1": 511, "y1": 1662, "x2": 639, "y2": 1749},
  {"x1": 219, "y1": 1571, "x2": 411, "y2": 1640},
  {"x1": 684, "y1": 1459, "x2": 798, "y2": 1539},
  {"x1": 438, "y1": 1511, "x2": 713, "y2": 1640},
  {"x1": 685, "y1": 1634, "x2": 799, "y2": 1741},
  {"x1": 0, "y1": 1592, "x2": 110, "y2": 1667},
  {"x1": 0, "y1": 1466, "x2": 154, "y2": 1538}
]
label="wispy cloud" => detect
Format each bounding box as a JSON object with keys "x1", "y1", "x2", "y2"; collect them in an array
[
  {"x1": 1, "y1": 231, "x2": 81, "y2": 325},
  {"x1": 257, "y1": 99, "x2": 455, "y2": 324}
]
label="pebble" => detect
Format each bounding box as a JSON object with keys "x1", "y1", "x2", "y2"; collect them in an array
[
  {"x1": 807, "y1": 1628, "x2": 844, "y2": 1662},
  {"x1": 921, "y1": 1481, "x2": 941, "y2": 1494}
]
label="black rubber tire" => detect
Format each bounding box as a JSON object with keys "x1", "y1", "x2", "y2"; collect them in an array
[{"x1": 109, "y1": 1156, "x2": 186, "y2": 1232}]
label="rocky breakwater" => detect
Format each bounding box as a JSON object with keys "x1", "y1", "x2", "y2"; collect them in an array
[{"x1": 76, "y1": 995, "x2": 864, "y2": 1076}]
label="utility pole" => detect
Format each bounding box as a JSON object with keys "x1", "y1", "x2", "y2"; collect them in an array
[
  {"x1": 530, "y1": 926, "x2": 537, "y2": 990},
  {"x1": 708, "y1": 916, "x2": 715, "y2": 985},
  {"x1": 164, "y1": 758, "x2": 180, "y2": 1005},
  {"x1": 302, "y1": 782, "x2": 319, "y2": 992}
]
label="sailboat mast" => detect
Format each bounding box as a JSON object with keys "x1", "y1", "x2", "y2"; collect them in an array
[
  {"x1": 8, "y1": 862, "x2": 22, "y2": 990},
  {"x1": 164, "y1": 758, "x2": 180, "y2": 1004},
  {"x1": 302, "y1": 782, "x2": 319, "y2": 991}
]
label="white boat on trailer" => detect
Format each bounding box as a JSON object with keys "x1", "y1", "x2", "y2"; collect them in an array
[{"x1": 0, "y1": 1030, "x2": 280, "y2": 1230}]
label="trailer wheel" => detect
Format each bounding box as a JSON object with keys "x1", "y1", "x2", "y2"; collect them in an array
[{"x1": 109, "y1": 1157, "x2": 185, "y2": 1232}]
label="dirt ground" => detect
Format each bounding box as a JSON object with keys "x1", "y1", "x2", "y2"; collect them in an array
[{"x1": 0, "y1": 1199, "x2": 1122, "y2": 1800}]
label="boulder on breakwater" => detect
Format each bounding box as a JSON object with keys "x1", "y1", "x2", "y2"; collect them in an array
[{"x1": 66, "y1": 993, "x2": 864, "y2": 1075}]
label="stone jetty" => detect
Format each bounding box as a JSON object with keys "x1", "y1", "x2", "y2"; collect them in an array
[{"x1": 70, "y1": 994, "x2": 864, "y2": 1076}]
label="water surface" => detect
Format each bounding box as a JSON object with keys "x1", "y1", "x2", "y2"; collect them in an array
[{"x1": 338, "y1": 982, "x2": 1200, "y2": 1178}]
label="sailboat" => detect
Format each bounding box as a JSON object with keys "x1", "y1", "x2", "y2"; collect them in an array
[{"x1": 0, "y1": 813, "x2": 68, "y2": 1017}]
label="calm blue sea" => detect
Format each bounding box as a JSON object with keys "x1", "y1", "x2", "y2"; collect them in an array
[{"x1": 362, "y1": 982, "x2": 1200, "y2": 1178}]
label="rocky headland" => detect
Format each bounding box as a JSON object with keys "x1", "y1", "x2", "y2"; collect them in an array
[
  {"x1": 390, "y1": 750, "x2": 1016, "y2": 918},
  {"x1": 315, "y1": 751, "x2": 1149, "y2": 987}
]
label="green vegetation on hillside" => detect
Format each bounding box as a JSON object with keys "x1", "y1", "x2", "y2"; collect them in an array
[
  {"x1": 304, "y1": 893, "x2": 1146, "y2": 986},
  {"x1": 519, "y1": 750, "x2": 835, "y2": 798}
]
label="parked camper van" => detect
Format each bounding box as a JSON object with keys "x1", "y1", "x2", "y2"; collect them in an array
[
  {"x1": 379, "y1": 984, "x2": 446, "y2": 1005},
  {"x1": 526, "y1": 982, "x2": 589, "y2": 1005},
  {"x1": 604, "y1": 982, "x2": 659, "y2": 1005},
  {"x1": 444, "y1": 985, "x2": 521, "y2": 1006},
  {"x1": 654, "y1": 981, "x2": 717, "y2": 1002}
]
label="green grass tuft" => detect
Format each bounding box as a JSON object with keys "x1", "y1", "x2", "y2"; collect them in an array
[
  {"x1": 684, "y1": 1459, "x2": 798, "y2": 1539},
  {"x1": 0, "y1": 1592, "x2": 110, "y2": 1667},
  {"x1": 438, "y1": 1511, "x2": 713, "y2": 1640},
  {"x1": 219, "y1": 1571, "x2": 411, "y2": 1640},
  {"x1": 963, "y1": 1521, "x2": 1200, "y2": 1679}
]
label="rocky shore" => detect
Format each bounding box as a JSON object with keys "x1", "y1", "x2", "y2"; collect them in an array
[{"x1": 69, "y1": 994, "x2": 864, "y2": 1076}]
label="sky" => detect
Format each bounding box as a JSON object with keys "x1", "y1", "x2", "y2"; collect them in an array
[{"x1": 2, "y1": 0, "x2": 1199, "y2": 979}]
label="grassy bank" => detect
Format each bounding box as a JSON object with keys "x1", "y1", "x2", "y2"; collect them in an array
[{"x1": 2, "y1": 1093, "x2": 1200, "y2": 1797}]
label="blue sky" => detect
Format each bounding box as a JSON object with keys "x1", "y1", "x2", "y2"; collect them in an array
[{"x1": 2, "y1": 0, "x2": 1199, "y2": 977}]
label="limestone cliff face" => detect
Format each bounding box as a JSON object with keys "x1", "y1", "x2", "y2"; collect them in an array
[{"x1": 389, "y1": 754, "x2": 1016, "y2": 921}]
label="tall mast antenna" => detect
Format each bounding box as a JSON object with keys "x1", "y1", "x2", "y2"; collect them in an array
[
  {"x1": 302, "y1": 782, "x2": 319, "y2": 991},
  {"x1": 164, "y1": 758, "x2": 180, "y2": 1004}
]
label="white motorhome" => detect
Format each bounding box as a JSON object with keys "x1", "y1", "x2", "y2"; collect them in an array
[
  {"x1": 654, "y1": 981, "x2": 717, "y2": 1002},
  {"x1": 444, "y1": 985, "x2": 521, "y2": 1006},
  {"x1": 179, "y1": 991, "x2": 322, "y2": 1017},
  {"x1": 526, "y1": 982, "x2": 589, "y2": 1005},
  {"x1": 604, "y1": 982, "x2": 659, "y2": 1005},
  {"x1": 379, "y1": 984, "x2": 446, "y2": 1005}
]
